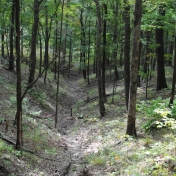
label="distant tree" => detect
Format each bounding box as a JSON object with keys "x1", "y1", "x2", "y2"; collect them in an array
[{"x1": 126, "y1": 0, "x2": 142, "y2": 136}]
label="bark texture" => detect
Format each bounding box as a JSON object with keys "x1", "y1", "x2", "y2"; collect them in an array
[
  {"x1": 123, "y1": 0, "x2": 131, "y2": 110},
  {"x1": 156, "y1": 5, "x2": 167, "y2": 90},
  {"x1": 28, "y1": 0, "x2": 41, "y2": 86},
  {"x1": 126, "y1": 0, "x2": 142, "y2": 136},
  {"x1": 94, "y1": 0, "x2": 105, "y2": 117},
  {"x1": 15, "y1": 0, "x2": 23, "y2": 150}
]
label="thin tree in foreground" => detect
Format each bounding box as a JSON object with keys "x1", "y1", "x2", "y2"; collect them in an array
[
  {"x1": 15, "y1": 0, "x2": 23, "y2": 150},
  {"x1": 9, "y1": 0, "x2": 15, "y2": 71},
  {"x1": 123, "y1": 0, "x2": 131, "y2": 110},
  {"x1": 94, "y1": 0, "x2": 106, "y2": 117},
  {"x1": 126, "y1": 0, "x2": 142, "y2": 136},
  {"x1": 55, "y1": 0, "x2": 64, "y2": 128}
]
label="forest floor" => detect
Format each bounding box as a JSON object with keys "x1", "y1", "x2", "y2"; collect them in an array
[{"x1": 0, "y1": 62, "x2": 176, "y2": 176}]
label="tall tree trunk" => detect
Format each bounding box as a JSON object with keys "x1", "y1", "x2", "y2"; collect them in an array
[
  {"x1": 55, "y1": 0, "x2": 64, "y2": 128},
  {"x1": 80, "y1": 9, "x2": 86, "y2": 79},
  {"x1": 87, "y1": 20, "x2": 91, "y2": 85},
  {"x1": 123, "y1": 0, "x2": 131, "y2": 110},
  {"x1": 169, "y1": 31, "x2": 176, "y2": 106},
  {"x1": 63, "y1": 14, "x2": 68, "y2": 67},
  {"x1": 113, "y1": 1, "x2": 119, "y2": 81},
  {"x1": 54, "y1": 12, "x2": 58, "y2": 80},
  {"x1": 28, "y1": 0, "x2": 41, "y2": 86},
  {"x1": 102, "y1": 3, "x2": 107, "y2": 101},
  {"x1": 94, "y1": 0, "x2": 105, "y2": 117},
  {"x1": 44, "y1": 5, "x2": 49, "y2": 84},
  {"x1": 9, "y1": 0, "x2": 15, "y2": 71},
  {"x1": 15, "y1": 0, "x2": 23, "y2": 150},
  {"x1": 126, "y1": 0, "x2": 142, "y2": 136},
  {"x1": 156, "y1": 5, "x2": 167, "y2": 91}
]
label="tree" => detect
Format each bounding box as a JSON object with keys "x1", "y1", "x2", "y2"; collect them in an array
[
  {"x1": 126, "y1": 0, "x2": 142, "y2": 136},
  {"x1": 123, "y1": 0, "x2": 131, "y2": 110},
  {"x1": 94, "y1": 0, "x2": 106, "y2": 117},
  {"x1": 102, "y1": 3, "x2": 107, "y2": 102},
  {"x1": 9, "y1": 0, "x2": 15, "y2": 71},
  {"x1": 156, "y1": 4, "x2": 167, "y2": 91},
  {"x1": 15, "y1": 0, "x2": 23, "y2": 150},
  {"x1": 55, "y1": 0, "x2": 64, "y2": 128},
  {"x1": 28, "y1": 0, "x2": 44, "y2": 86},
  {"x1": 79, "y1": 7, "x2": 86, "y2": 79},
  {"x1": 112, "y1": 0, "x2": 119, "y2": 81},
  {"x1": 169, "y1": 22, "x2": 176, "y2": 106}
]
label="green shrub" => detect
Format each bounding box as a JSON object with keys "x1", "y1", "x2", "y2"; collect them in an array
[{"x1": 137, "y1": 98, "x2": 176, "y2": 132}]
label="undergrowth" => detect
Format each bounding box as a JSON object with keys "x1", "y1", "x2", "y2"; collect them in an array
[{"x1": 137, "y1": 97, "x2": 176, "y2": 132}]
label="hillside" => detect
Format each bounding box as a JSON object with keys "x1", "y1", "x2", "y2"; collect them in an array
[{"x1": 0, "y1": 64, "x2": 176, "y2": 176}]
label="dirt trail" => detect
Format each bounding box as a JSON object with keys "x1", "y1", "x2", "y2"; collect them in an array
[{"x1": 57, "y1": 72, "x2": 92, "y2": 175}]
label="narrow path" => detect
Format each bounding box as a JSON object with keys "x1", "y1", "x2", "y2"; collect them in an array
[{"x1": 57, "y1": 72, "x2": 92, "y2": 175}]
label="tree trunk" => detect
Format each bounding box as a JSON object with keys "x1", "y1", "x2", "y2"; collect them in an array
[
  {"x1": 169, "y1": 34, "x2": 176, "y2": 106},
  {"x1": 1, "y1": 31, "x2": 5, "y2": 60},
  {"x1": 55, "y1": 0, "x2": 64, "y2": 128},
  {"x1": 102, "y1": 3, "x2": 107, "y2": 101},
  {"x1": 9, "y1": 0, "x2": 15, "y2": 71},
  {"x1": 94, "y1": 0, "x2": 105, "y2": 117},
  {"x1": 44, "y1": 5, "x2": 49, "y2": 84},
  {"x1": 87, "y1": 20, "x2": 91, "y2": 85},
  {"x1": 54, "y1": 13, "x2": 58, "y2": 80},
  {"x1": 15, "y1": 0, "x2": 23, "y2": 150},
  {"x1": 113, "y1": 1, "x2": 119, "y2": 81},
  {"x1": 63, "y1": 13, "x2": 68, "y2": 67},
  {"x1": 28, "y1": 0, "x2": 40, "y2": 86},
  {"x1": 123, "y1": 0, "x2": 131, "y2": 110},
  {"x1": 126, "y1": 0, "x2": 142, "y2": 136},
  {"x1": 80, "y1": 9, "x2": 86, "y2": 79},
  {"x1": 156, "y1": 5, "x2": 167, "y2": 91},
  {"x1": 38, "y1": 31, "x2": 42, "y2": 75}
]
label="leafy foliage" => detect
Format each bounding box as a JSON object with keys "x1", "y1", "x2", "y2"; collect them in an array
[{"x1": 137, "y1": 98, "x2": 176, "y2": 132}]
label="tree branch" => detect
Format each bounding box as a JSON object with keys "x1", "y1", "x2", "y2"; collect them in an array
[{"x1": 21, "y1": 52, "x2": 59, "y2": 100}]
